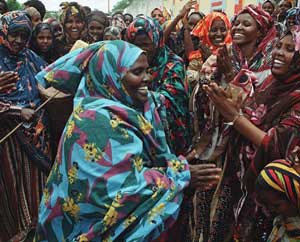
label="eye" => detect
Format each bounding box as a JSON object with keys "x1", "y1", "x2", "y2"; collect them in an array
[{"x1": 132, "y1": 68, "x2": 144, "y2": 75}]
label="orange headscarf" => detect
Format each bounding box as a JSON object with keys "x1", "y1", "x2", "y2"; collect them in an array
[{"x1": 191, "y1": 11, "x2": 232, "y2": 54}]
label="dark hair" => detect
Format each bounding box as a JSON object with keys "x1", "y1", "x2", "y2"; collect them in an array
[
  {"x1": 112, "y1": 11, "x2": 124, "y2": 20},
  {"x1": 30, "y1": 23, "x2": 60, "y2": 63},
  {"x1": 189, "y1": 11, "x2": 205, "y2": 19},
  {"x1": 0, "y1": 0, "x2": 8, "y2": 13},
  {"x1": 24, "y1": 0, "x2": 46, "y2": 20},
  {"x1": 124, "y1": 13, "x2": 133, "y2": 20},
  {"x1": 82, "y1": 6, "x2": 91, "y2": 15}
]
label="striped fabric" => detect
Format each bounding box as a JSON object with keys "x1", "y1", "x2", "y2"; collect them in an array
[{"x1": 258, "y1": 160, "x2": 300, "y2": 242}]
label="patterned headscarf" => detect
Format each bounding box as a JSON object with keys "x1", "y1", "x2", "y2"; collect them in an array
[
  {"x1": 35, "y1": 40, "x2": 190, "y2": 241},
  {"x1": 286, "y1": 7, "x2": 300, "y2": 28},
  {"x1": 87, "y1": 10, "x2": 109, "y2": 28},
  {"x1": 38, "y1": 40, "x2": 144, "y2": 107},
  {"x1": 233, "y1": 4, "x2": 276, "y2": 48},
  {"x1": 111, "y1": 16, "x2": 126, "y2": 32},
  {"x1": 126, "y1": 15, "x2": 164, "y2": 50},
  {"x1": 191, "y1": 12, "x2": 232, "y2": 54},
  {"x1": 256, "y1": 160, "x2": 300, "y2": 241},
  {"x1": 257, "y1": 159, "x2": 300, "y2": 211},
  {"x1": 0, "y1": 10, "x2": 32, "y2": 50},
  {"x1": 151, "y1": 7, "x2": 165, "y2": 25},
  {"x1": 59, "y1": 2, "x2": 86, "y2": 27}
]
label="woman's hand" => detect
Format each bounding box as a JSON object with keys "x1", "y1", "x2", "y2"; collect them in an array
[
  {"x1": 178, "y1": 0, "x2": 197, "y2": 19},
  {"x1": 217, "y1": 45, "x2": 234, "y2": 82},
  {"x1": 20, "y1": 108, "x2": 35, "y2": 122},
  {"x1": 0, "y1": 71, "x2": 19, "y2": 93},
  {"x1": 203, "y1": 82, "x2": 241, "y2": 122},
  {"x1": 190, "y1": 164, "x2": 222, "y2": 190}
]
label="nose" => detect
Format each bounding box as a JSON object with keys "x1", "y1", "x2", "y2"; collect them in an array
[{"x1": 143, "y1": 72, "x2": 153, "y2": 86}]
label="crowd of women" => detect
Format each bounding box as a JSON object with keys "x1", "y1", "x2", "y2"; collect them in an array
[{"x1": 0, "y1": 0, "x2": 300, "y2": 241}]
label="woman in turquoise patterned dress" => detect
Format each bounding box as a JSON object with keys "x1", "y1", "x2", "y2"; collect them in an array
[{"x1": 34, "y1": 40, "x2": 219, "y2": 241}]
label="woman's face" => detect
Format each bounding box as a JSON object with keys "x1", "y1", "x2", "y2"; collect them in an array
[
  {"x1": 188, "y1": 14, "x2": 201, "y2": 30},
  {"x1": 271, "y1": 34, "x2": 295, "y2": 77},
  {"x1": 133, "y1": 33, "x2": 156, "y2": 65},
  {"x1": 88, "y1": 20, "x2": 104, "y2": 41},
  {"x1": 64, "y1": 14, "x2": 85, "y2": 42},
  {"x1": 279, "y1": 0, "x2": 292, "y2": 16},
  {"x1": 36, "y1": 29, "x2": 53, "y2": 52},
  {"x1": 208, "y1": 19, "x2": 228, "y2": 46},
  {"x1": 262, "y1": 2, "x2": 275, "y2": 16},
  {"x1": 122, "y1": 54, "x2": 149, "y2": 107},
  {"x1": 51, "y1": 21, "x2": 63, "y2": 40},
  {"x1": 7, "y1": 28, "x2": 29, "y2": 54},
  {"x1": 31, "y1": 14, "x2": 41, "y2": 28},
  {"x1": 231, "y1": 13, "x2": 261, "y2": 47},
  {"x1": 124, "y1": 15, "x2": 133, "y2": 26},
  {"x1": 257, "y1": 190, "x2": 298, "y2": 218},
  {"x1": 151, "y1": 9, "x2": 164, "y2": 25}
]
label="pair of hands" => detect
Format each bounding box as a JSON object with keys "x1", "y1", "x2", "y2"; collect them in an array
[
  {"x1": 202, "y1": 82, "x2": 241, "y2": 122},
  {"x1": 0, "y1": 72, "x2": 35, "y2": 122}
]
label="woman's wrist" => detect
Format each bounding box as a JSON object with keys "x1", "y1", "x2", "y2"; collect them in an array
[{"x1": 224, "y1": 110, "x2": 243, "y2": 126}]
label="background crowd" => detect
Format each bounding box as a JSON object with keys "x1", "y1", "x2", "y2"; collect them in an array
[{"x1": 0, "y1": 0, "x2": 300, "y2": 241}]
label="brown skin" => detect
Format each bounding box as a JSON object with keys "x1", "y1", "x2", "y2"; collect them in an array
[
  {"x1": 151, "y1": 9, "x2": 164, "y2": 25},
  {"x1": 0, "y1": 71, "x2": 19, "y2": 92},
  {"x1": 64, "y1": 14, "x2": 85, "y2": 44},
  {"x1": 7, "y1": 29, "x2": 29, "y2": 55},
  {"x1": 88, "y1": 20, "x2": 105, "y2": 41},
  {"x1": 209, "y1": 19, "x2": 228, "y2": 46},
  {"x1": 36, "y1": 29, "x2": 53, "y2": 53},
  {"x1": 262, "y1": 1, "x2": 275, "y2": 16},
  {"x1": 217, "y1": 45, "x2": 234, "y2": 82},
  {"x1": 122, "y1": 54, "x2": 149, "y2": 107},
  {"x1": 257, "y1": 189, "x2": 298, "y2": 217},
  {"x1": 271, "y1": 34, "x2": 295, "y2": 78},
  {"x1": 278, "y1": 0, "x2": 292, "y2": 17},
  {"x1": 188, "y1": 13, "x2": 202, "y2": 31},
  {"x1": 203, "y1": 34, "x2": 297, "y2": 147},
  {"x1": 132, "y1": 34, "x2": 156, "y2": 66},
  {"x1": 231, "y1": 13, "x2": 262, "y2": 61}
]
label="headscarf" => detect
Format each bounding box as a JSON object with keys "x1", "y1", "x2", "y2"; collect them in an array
[
  {"x1": 233, "y1": 4, "x2": 277, "y2": 59},
  {"x1": 286, "y1": 7, "x2": 300, "y2": 28},
  {"x1": 87, "y1": 10, "x2": 109, "y2": 28},
  {"x1": 0, "y1": 10, "x2": 32, "y2": 50},
  {"x1": 126, "y1": 16, "x2": 190, "y2": 155},
  {"x1": 191, "y1": 11, "x2": 232, "y2": 54},
  {"x1": 34, "y1": 40, "x2": 190, "y2": 241},
  {"x1": 256, "y1": 159, "x2": 300, "y2": 242},
  {"x1": 257, "y1": 160, "x2": 300, "y2": 211},
  {"x1": 0, "y1": 10, "x2": 46, "y2": 107},
  {"x1": 151, "y1": 7, "x2": 165, "y2": 25},
  {"x1": 103, "y1": 26, "x2": 121, "y2": 39},
  {"x1": 59, "y1": 2, "x2": 86, "y2": 28},
  {"x1": 30, "y1": 22, "x2": 60, "y2": 63},
  {"x1": 111, "y1": 16, "x2": 126, "y2": 32}
]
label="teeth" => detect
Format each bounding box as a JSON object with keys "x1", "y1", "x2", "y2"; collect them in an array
[
  {"x1": 138, "y1": 87, "x2": 148, "y2": 91},
  {"x1": 274, "y1": 59, "x2": 285, "y2": 65},
  {"x1": 234, "y1": 33, "x2": 243, "y2": 37}
]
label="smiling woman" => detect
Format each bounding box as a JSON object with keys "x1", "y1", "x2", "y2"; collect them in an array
[{"x1": 56, "y1": 2, "x2": 86, "y2": 55}]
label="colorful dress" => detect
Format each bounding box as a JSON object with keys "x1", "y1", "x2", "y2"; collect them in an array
[
  {"x1": 0, "y1": 11, "x2": 52, "y2": 242},
  {"x1": 126, "y1": 16, "x2": 190, "y2": 156},
  {"x1": 189, "y1": 5, "x2": 277, "y2": 242},
  {"x1": 34, "y1": 40, "x2": 190, "y2": 242}
]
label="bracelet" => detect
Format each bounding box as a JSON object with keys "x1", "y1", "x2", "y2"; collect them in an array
[{"x1": 224, "y1": 110, "x2": 243, "y2": 126}]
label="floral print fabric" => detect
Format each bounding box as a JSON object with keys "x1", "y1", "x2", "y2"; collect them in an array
[{"x1": 35, "y1": 40, "x2": 190, "y2": 242}]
